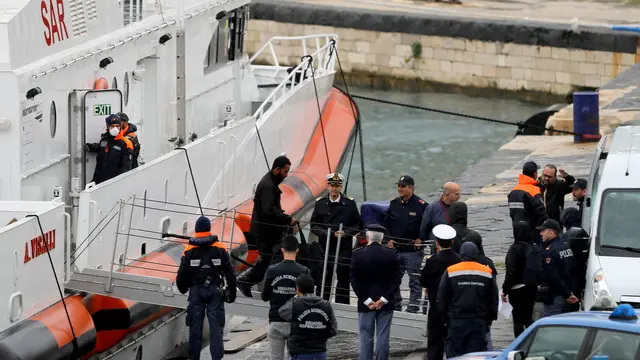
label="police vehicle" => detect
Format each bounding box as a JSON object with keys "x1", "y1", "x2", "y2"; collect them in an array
[{"x1": 450, "y1": 301, "x2": 640, "y2": 360}]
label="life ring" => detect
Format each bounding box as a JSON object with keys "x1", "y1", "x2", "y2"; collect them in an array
[{"x1": 93, "y1": 77, "x2": 109, "y2": 90}]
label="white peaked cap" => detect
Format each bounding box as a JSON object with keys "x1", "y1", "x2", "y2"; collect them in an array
[{"x1": 432, "y1": 224, "x2": 456, "y2": 240}]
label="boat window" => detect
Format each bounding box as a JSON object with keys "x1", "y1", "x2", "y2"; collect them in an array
[
  {"x1": 586, "y1": 329, "x2": 640, "y2": 360},
  {"x1": 124, "y1": 72, "x2": 130, "y2": 107},
  {"x1": 597, "y1": 189, "x2": 640, "y2": 257},
  {"x1": 204, "y1": 14, "x2": 230, "y2": 73},
  {"x1": 228, "y1": 7, "x2": 247, "y2": 61},
  {"x1": 49, "y1": 101, "x2": 57, "y2": 138},
  {"x1": 520, "y1": 325, "x2": 588, "y2": 359}
]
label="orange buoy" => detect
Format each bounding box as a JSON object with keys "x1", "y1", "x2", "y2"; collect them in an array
[{"x1": 93, "y1": 77, "x2": 109, "y2": 90}]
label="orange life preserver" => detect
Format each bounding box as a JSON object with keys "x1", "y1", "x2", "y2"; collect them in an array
[{"x1": 93, "y1": 77, "x2": 109, "y2": 90}]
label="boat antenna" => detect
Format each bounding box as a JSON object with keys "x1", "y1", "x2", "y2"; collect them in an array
[
  {"x1": 177, "y1": 148, "x2": 204, "y2": 216},
  {"x1": 302, "y1": 55, "x2": 332, "y2": 174},
  {"x1": 25, "y1": 214, "x2": 80, "y2": 358},
  {"x1": 625, "y1": 127, "x2": 634, "y2": 176}
]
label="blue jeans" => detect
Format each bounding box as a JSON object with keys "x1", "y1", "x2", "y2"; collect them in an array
[
  {"x1": 187, "y1": 285, "x2": 225, "y2": 360},
  {"x1": 395, "y1": 251, "x2": 422, "y2": 313},
  {"x1": 543, "y1": 296, "x2": 566, "y2": 317},
  {"x1": 290, "y1": 353, "x2": 327, "y2": 360},
  {"x1": 359, "y1": 310, "x2": 394, "y2": 360}
]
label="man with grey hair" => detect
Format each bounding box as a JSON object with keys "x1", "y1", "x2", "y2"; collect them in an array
[{"x1": 351, "y1": 224, "x2": 402, "y2": 360}]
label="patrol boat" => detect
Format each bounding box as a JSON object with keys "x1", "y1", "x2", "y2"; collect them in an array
[{"x1": 0, "y1": 0, "x2": 359, "y2": 358}]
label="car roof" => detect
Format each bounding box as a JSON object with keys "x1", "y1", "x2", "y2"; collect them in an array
[{"x1": 534, "y1": 310, "x2": 640, "y2": 333}]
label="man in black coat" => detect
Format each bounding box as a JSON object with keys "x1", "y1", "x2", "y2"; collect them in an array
[
  {"x1": 420, "y1": 224, "x2": 461, "y2": 360},
  {"x1": 310, "y1": 172, "x2": 361, "y2": 304},
  {"x1": 537, "y1": 164, "x2": 576, "y2": 222},
  {"x1": 351, "y1": 224, "x2": 402, "y2": 360},
  {"x1": 237, "y1": 156, "x2": 296, "y2": 297}
]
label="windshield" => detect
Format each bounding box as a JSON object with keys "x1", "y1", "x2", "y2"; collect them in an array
[{"x1": 597, "y1": 189, "x2": 640, "y2": 257}]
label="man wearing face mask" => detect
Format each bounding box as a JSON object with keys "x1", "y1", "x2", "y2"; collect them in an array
[{"x1": 85, "y1": 114, "x2": 134, "y2": 185}]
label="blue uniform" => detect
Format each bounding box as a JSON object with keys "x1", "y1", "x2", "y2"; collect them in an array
[
  {"x1": 540, "y1": 236, "x2": 574, "y2": 317},
  {"x1": 384, "y1": 194, "x2": 427, "y2": 313}
]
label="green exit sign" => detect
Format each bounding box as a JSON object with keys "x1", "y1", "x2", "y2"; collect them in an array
[{"x1": 93, "y1": 104, "x2": 112, "y2": 116}]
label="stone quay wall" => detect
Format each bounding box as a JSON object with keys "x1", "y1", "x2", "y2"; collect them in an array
[{"x1": 246, "y1": 1, "x2": 640, "y2": 102}]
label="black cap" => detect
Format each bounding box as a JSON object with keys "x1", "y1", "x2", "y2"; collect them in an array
[
  {"x1": 536, "y1": 219, "x2": 562, "y2": 232},
  {"x1": 396, "y1": 175, "x2": 415, "y2": 186},
  {"x1": 116, "y1": 112, "x2": 129, "y2": 122},
  {"x1": 522, "y1": 161, "x2": 540, "y2": 174},
  {"x1": 365, "y1": 223, "x2": 386, "y2": 233},
  {"x1": 571, "y1": 178, "x2": 587, "y2": 189},
  {"x1": 105, "y1": 114, "x2": 121, "y2": 126}
]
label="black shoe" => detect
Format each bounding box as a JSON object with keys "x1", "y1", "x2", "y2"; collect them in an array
[{"x1": 237, "y1": 281, "x2": 253, "y2": 298}]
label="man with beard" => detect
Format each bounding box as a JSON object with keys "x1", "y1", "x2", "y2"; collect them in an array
[
  {"x1": 571, "y1": 178, "x2": 587, "y2": 220},
  {"x1": 537, "y1": 164, "x2": 576, "y2": 222},
  {"x1": 237, "y1": 156, "x2": 297, "y2": 297}
]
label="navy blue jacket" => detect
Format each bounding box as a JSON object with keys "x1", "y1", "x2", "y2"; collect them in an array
[
  {"x1": 540, "y1": 236, "x2": 574, "y2": 302},
  {"x1": 420, "y1": 199, "x2": 450, "y2": 240},
  {"x1": 350, "y1": 242, "x2": 402, "y2": 312},
  {"x1": 383, "y1": 194, "x2": 427, "y2": 251}
]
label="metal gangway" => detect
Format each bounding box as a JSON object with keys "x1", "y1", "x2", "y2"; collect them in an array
[{"x1": 65, "y1": 197, "x2": 430, "y2": 342}]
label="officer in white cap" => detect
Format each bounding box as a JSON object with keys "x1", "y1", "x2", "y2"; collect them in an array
[
  {"x1": 419, "y1": 224, "x2": 461, "y2": 360},
  {"x1": 310, "y1": 172, "x2": 361, "y2": 304}
]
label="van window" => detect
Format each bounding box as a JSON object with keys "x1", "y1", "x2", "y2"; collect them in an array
[
  {"x1": 597, "y1": 190, "x2": 640, "y2": 257},
  {"x1": 586, "y1": 329, "x2": 640, "y2": 360}
]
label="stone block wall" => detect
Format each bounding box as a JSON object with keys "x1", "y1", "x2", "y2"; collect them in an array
[{"x1": 247, "y1": 1, "x2": 640, "y2": 100}]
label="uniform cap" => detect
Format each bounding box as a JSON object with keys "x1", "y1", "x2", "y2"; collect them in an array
[
  {"x1": 326, "y1": 172, "x2": 345, "y2": 184},
  {"x1": 522, "y1": 161, "x2": 540, "y2": 173},
  {"x1": 571, "y1": 178, "x2": 587, "y2": 189},
  {"x1": 536, "y1": 219, "x2": 562, "y2": 232},
  {"x1": 432, "y1": 224, "x2": 456, "y2": 240},
  {"x1": 365, "y1": 223, "x2": 386, "y2": 233},
  {"x1": 396, "y1": 175, "x2": 415, "y2": 186},
  {"x1": 105, "y1": 114, "x2": 121, "y2": 126}
]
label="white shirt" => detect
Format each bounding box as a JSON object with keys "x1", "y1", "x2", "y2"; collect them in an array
[{"x1": 329, "y1": 195, "x2": 341, "y2": 203}]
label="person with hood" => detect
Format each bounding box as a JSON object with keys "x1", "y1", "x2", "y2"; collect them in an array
[
  {"x1": 419, "y1": 224, "x2": 461, "y2": 360},
  {"x1": 508, "y1": 161, "x2": 547, "y2": 245},
  {"x1": 501, "y1": 221, "x2": 539, "y2": 338},
  {"x1": 176, "y1": 216, "x2": 237, "y2": 360},
  {"x1": 116, "y1": 112, "x2": 141, "y2": 168},
  {"x1": 447, "y1": 201, "x2": 469, "y2": 254},
  {"x1": 537, "y1": 164, "x2": 576, "y2": 222},
  {"x1": 237, "y1": 156, "x2": 297, "y2": 297},
  {"x1": 86, "y1": 114, "x2": 134, "y2": 184},
  {"x1": 560, "y1": 207, "x2": 589, "y2": 312},
  {"x1": 278, "y1": 274, "x2": 337, "y2": 360},
  {"x1": 438, "y1": 241, "x2": 498, "y2": 358}
]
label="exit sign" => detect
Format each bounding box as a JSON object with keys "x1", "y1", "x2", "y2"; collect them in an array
[{"x1": 93, "y1": 104, "x2": 112, "y2": 116}]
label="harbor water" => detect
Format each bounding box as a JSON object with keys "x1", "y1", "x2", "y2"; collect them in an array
[{"x1": 220, "y1": 88, "x2": 547, "y2": 360}]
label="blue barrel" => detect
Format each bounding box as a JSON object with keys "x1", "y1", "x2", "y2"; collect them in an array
[
  {"x1": 360, "y1": 201, "x2": 390, "y2": 228},
  {"x1": 573, "y1": 91, "x2": 601, "y2": 143}
]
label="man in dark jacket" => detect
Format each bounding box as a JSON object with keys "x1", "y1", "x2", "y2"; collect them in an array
[
  {"x1": 560, "y1": 208, "x2": 589, "y2": 312},
  {"x1": 508, "y1": 161, "x2": 547, "y2": 245},
  {"x1": 176, "y1": 216, "x2": 237, "y2": 360},
  {"x1": 571, "y1": 178, "x2": 587, "y2": 221},
  {"x1": 448, "y1": 201, "x2": 469, "y2": 253},
  {"x1": 351, "y1": 224, "x2": 402, "y2": 360},
  {"x1": 116, "y1": 112, "x2": 141, "y2": 168},
  {"x1": 384, "y1": 175, "x2": 427, "y2": 313},
  {"x1": 262, "y1": 235, "x2": 310, "y2": 360},
  {"x1": 310, "y1": 172, "x2": 361, "y2": 304},
  {"x1": 537, "y1": 164, "x2": 576, "y2": 222},
  {"x1": 238, "y1": 156, "x2": 296, "y2": 297},
  {"x1": 278, "y1": 274, "x2": 337, "y2": 360},
  {"x1": 420, "y1": 224, "x2": 460, "y2": 360},
  {"x1": 86, "y1": 114, "x2": 134, "y2": 184},
  {"x1": 501, "y1": 221, "x2": 538, "y2": 338},
  {"x1": 438, "y1": 242, "x2": 498, "y2": 358},
  {"x1": 420, "y1": 182, "x2": 460, "y2": 241}
]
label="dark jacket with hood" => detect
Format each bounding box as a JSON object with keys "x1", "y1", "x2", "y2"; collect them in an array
[
  {"x1": 88, "y1": 131, "x2": 134, "y2": 184},
  {"x1": 448, "y1": 201, "x2": 469, "y2": 253},
  {"x1": 251, "y1": 172, "x2": 292, "y2": 245},
  {"x1": 176, "y1": 234, "x2": 237, "y2": 299},
  {"x1": 437, "y1": 242, "x2": 499, "y2": 322},
  {"x1": 502, "y1": 221, "x2": 533, "y2": 295},
  {"x1": 508, "y1": 174, "x2": 547, "y2": 233},
  {"x1": 279, "y1": 293, "x2": 338, "y2": 355},
  {"x1": 462, "y1": 230, "x2": 497, "y2": 280},
  {"x1": 122, "y1": 123, "x2": 141, "y2": 168},
  {"x1": 560, "y1": 208, "x2": 589, "y2": 296},
  {"x1": 537, "y1": 174, "x2": 575, "y2": 222}
]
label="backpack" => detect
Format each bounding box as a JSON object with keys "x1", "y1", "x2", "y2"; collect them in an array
[{"x1": 522, "y1": 242, "x2": 543, "y2": 286}]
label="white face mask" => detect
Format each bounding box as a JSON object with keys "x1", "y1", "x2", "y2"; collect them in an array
[{"x1": 109, "y1": 127, "x2": 120, "y2": 137}]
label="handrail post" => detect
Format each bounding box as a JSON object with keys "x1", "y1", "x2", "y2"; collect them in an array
[
  {"x1": 330, "y1": 223, "x2": 343, "y2": 302},
  {"x1": 121, "y1": 195, "x2": 136, "y2": 271},
  {"x1": 320, "y1": 228, "x2": 331, "y2": 298},
  {"x1": 221, "y1": 210, "x2": 228, "y2": 244},
  {"x1": 228, "y1": 209, "x2": 236, "y2": 252},
  {"x1": 106, "y1": 199, "x2": 125, "y2": 293}
]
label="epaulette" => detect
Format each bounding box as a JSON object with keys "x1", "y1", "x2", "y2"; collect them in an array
[
  {"x1": 347, "y1": 196, "x2": 354, "y2": 201},
  {"x1": 418, "y1": 199, "x2": 426, "y2": 204},
  {"x1": 316, "y1": 196, "x2": 323, "y2": 201}
]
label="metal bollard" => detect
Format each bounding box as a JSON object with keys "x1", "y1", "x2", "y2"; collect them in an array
[
  {"x1": 320, "y1": 228, "x2": 331, "y2": 298},
  {"x1": 330, "y1": 223, "x2": 343, "y2": 302}
]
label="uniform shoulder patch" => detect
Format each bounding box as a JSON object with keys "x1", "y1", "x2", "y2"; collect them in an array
[
  {"x1": 418, "y1": 199, "x2": 426, "y2": 204},
  {"x1": 316, "y1": 196, "x2": 323, "y2": 201},
  {"x1": 348, "y1": 196, "x2": 354, "y2": 201}
]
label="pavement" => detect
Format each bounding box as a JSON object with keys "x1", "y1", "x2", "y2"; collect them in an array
[{"x1": 279, "y1": 0, "x2": 640, "y2": 27}]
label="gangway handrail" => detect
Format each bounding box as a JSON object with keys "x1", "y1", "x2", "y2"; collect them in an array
[{"x1": 249, "y1": 34, "x2": 339, "y2": 67}]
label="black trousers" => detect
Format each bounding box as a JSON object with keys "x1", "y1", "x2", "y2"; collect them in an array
[
  {"x1": 240, "y1": 240, "x2": 282, "y2": 285},
  {"x1": 509, "y1": 285, "x2": 537, "y2": 338},
  {"x1": 317, "y1": 251, "x2": 351, "y2": 304},
  {"x1": 445, "y1": 317, "x2": 487, "y2": 358},
  {"x1": 426, "y1": 306, "x2": 446, "y2": 360}
]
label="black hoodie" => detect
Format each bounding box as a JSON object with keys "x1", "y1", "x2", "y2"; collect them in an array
[
  {"x1": 448, "y1": 201, "x2": 469, "y2": 253},
  {"x1": 560, "y1": 207, "x2": 589, "y2": 295},
  {"x1": 502, "y1": 221, "x2": 532, "y2": 295}
]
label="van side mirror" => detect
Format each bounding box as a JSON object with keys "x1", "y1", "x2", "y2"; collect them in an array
[{"x1": 507, "y1": 350, "x2": 525, "y2": 360}]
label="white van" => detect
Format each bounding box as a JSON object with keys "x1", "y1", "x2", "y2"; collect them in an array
[{"x1": 582, "y1": 124, "x2": 640, "y2": 310}]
